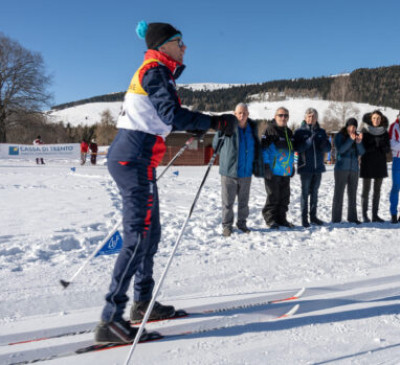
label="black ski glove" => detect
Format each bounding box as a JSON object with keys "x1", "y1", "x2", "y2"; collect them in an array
[
  {"x1": 186, "y1": 130, "x2": 205, "y2": 139},
  {"x1": 210, "y1": 114, "x2": 237, "y2": 137},
  {"x1": 264, "y1": 164, "x2": 273, "y2": 180}
]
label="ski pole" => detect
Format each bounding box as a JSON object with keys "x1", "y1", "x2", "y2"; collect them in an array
[
  {"x1": 59, "y1": 132, "x2": 205, "y2": 289},
  {"x1": 60, "y1": 219, "x2": 121, "y2": 288},
  {"x1": 123, "y1": 134, "x2": 224, "y2": 365},
  {"x1": 157, "y1": 131, "x2": 204, "y2": 181}
]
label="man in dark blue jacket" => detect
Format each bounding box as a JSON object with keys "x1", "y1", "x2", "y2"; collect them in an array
[
  {"x1": 212, "y1": 103, "x2": 263, "y2": 236},
  {"x1": 95, "y1": 21, "x2": 236, "y2": 344},
  {"x1": 294, "y1": 108, "x2": 331, "y2": 227}
]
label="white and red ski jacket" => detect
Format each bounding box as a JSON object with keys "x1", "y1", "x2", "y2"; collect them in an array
[{"x1": 389, "y1": 118, "x2": 400, "y2": 158}]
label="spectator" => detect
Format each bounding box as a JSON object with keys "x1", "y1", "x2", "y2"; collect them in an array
[
  {"x1": 388, "y1": 113, "x2": 400, "y2": 223},
  {"x1": 212, "y1": 103, "x2": 264, "y2": 237},
  {"x1": 33, "y1": 135, "x2": 45, "y2": 165},
  {"x1": 80, "y1": 139, "x2": 89, "y2": 165},
  {"x1": 89, "y1": 139, "x2": 98, "y2": 165},
  {"x1": 359, "y1": 111, "x2": 390, "y2": 222},
  {"x1": 261, "y1": 107, "x2": 295, "y2": 229},
  {"x1": 294, "y1": 108, "x2": 331, "y2": 227},
  {"x1": 332, "y1": 118, "x2": 365, "y2": 224}
]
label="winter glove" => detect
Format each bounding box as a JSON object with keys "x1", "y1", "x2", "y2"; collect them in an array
[
  {"x1": 261, "y1": 134, "x2": 279, "y2": 148},
  {"x1": 264, "y1": 164, "x2": 273, "y2": 180},
  {"x1": 210, "y1": 114, "x2": 237, "y2": 137},
  {"x1": 186, "y1": 130, "x2": 205, "y2": 139}
]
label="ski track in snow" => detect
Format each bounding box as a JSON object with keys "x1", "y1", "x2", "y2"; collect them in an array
[{"x1": 1, "y1": 159, "x2": 400, "y2": 364}]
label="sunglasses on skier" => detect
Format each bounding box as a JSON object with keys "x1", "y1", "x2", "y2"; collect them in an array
[{"x1": 168, "y1": 38, "x2": 185, "y2": 49}]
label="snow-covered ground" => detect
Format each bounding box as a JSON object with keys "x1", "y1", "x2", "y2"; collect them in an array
[{"x1": 1, "y1": 158, "x2": 400, "y2": 364}]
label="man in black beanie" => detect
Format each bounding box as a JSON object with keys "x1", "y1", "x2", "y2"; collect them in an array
[{"x1": 95, "y1": 21, "x2": 236, "y2": 344}]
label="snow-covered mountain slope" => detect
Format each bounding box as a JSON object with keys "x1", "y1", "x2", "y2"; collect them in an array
[
  {"x1": 47, "y1": 93, "x2": 400, "y2": 128},
  {"x1": 177, "y1": 82, "x2": 242, "y2": 91},
  {"x1": 1, "y1": 160, "x2": 400, "y2": 364}
]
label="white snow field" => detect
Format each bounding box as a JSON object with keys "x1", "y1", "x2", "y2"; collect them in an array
[{"x1": 1, "y1": 157, "x2": 400, "y2": 365}]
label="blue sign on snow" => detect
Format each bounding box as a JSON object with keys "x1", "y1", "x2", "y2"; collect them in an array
[{"x1": 95, "y1": 230, "x2": 123, "y2": 257}]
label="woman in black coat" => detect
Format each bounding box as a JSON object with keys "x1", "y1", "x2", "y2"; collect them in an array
[{"x1": 360, "y1": 110, "x2": 391, "y2": 222}]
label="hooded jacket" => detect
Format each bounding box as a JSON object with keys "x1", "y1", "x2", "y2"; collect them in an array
[
  {"x1": 359, "y1": 113, "x2": 390, "y2": 179},
  {"x1": 293, "y1": 121, "x2": 331, "y2": 174}
]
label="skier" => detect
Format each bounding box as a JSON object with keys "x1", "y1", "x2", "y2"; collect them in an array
[
  {"x1": 33, "y1": 135, "x2": 45, "y2": 165},
  {"x1": 89, "y1": 139, "x2": 98, "y2": 165},
  {"x1": 95, "y1": 21, "x2": 236, "y2": 344}
]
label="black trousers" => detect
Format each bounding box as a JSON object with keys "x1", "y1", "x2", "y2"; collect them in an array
[
  {"x1": 361, "y1": 178, "x2": 383, "y2": 218},
  {"x1": 262, "y1": 175, "x2": 290, "y2": 225},
  {"x1": 300, "y1": 173, "x2": 322, "y2": 220},
  {"x1": 332, "y1": 170, "x2": 359, "y2": 223}
]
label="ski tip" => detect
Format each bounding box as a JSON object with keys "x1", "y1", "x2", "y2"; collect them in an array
[
  {"x1": 60, "y1": 280, "x2": 70, "y2": 289},
  {"x1": 295, "y1": 287, "x2": 306, "y2": 298},
  {"x1": 277, "y1": 304, "x2": 300, "y2": 319}
]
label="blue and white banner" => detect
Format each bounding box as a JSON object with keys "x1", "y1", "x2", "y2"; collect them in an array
[
  {"x1": 95, "y1": 230, "x2": 123, "y2": 257},
  {"x1": 0, "y1": 143, "x2": 80, "y2": 159}
]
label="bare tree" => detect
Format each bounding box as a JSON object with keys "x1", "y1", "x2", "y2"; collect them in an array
[
  {"x1": 0, "y1": 33, "x2": 52, "y2": 142},
  {"x1": 95, "y1": 109, "x2": 117, "y2": 145},
  {"x1": 323, "y1": 102, "x2": 360, "y2": 132},
  {"x1": 322, "y1": 75, "x2": 360, "y2": 132},
  {"x1": 328, "y1": 75, "x2": 353, "y2": 102}
]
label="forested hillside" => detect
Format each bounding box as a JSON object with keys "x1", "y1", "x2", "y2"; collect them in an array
[{"x1": 51, "y1": 65, "x2": 400, "y2": 112}]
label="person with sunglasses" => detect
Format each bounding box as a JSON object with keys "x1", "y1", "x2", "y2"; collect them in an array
[
  {"x1": 293, "y1": 108, "x2": 331, "y2": 227},
  {"x1": 95, "y1": 21, "x2": 236, "y2": 344},
  {"x1": 261, "y1": 107, "x2": 295, "y2": 229}
]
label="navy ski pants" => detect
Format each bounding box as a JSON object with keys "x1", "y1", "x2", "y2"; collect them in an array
[{"x1": 101, "y1": 159, "x2": 160, "y2": 322}]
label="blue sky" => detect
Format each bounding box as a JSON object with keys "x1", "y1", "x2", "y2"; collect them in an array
[{"x1": 1, "y1": 0, "x2": 399, "y2": 106}]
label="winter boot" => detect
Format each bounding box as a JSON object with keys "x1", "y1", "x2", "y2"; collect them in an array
[
  {"x1": 222, "y1": 226, "x2": 232, "y2": 237},
  {"x1": 236, "y1": 223, "x2": 250, "y2": 234},
  {"x1": 95, "y1": 319, "x2": 141, "y2": 343},
  {"x1": 279, "y1": 219, "x2": 295, "y2": 228},
  {"x1": 391, "y1": 215, "x2": 398, "y2": 224},
  {"x1": 130, "y1": 301, "x2": 175, "y2": 323},
  {"x1": 372, "y1": 215, "x2": 384, "y2": 223},
  {"x1": 302, "y1": 217, "x2": 310, "y2": 228},
  {"x1": 310, "y1": 217, "x2": 324, "y2": 226},
  {"x1": 267, "y1": 221, "x2": 279, "y2": 229},
  {"x1": 362, "y1": 213, "x2": 371, "y2": 223}
]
